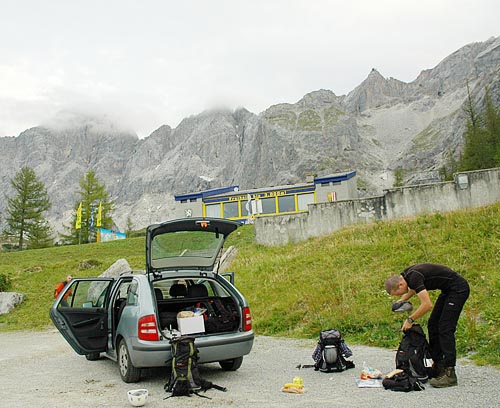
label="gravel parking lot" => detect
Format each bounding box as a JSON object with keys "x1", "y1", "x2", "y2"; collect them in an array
[{"x1": 1, "y1": 330, "x2": 499, "y2": 407}]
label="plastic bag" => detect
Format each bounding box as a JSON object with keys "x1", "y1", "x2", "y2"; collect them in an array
[{"x1": 360, "y1": 362, "x2": 382, "y2": 379}]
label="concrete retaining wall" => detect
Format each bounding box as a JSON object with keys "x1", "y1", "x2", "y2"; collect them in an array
[{"x1": 254, "y1": 168, "x2": 500, "y2": 246}]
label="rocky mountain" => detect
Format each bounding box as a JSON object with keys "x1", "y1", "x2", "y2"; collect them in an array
[{"x1": 0, "y1": 36, "x2": 499, "y2": 237}]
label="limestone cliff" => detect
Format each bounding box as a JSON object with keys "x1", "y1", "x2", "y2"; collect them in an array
[{"x1": 0, "y1": 36, "x2": 498, "y2": 236}]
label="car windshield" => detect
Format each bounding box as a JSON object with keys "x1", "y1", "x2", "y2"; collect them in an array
[{"x1": 151, "y1": 230, "x2": 224, "y2": 270}]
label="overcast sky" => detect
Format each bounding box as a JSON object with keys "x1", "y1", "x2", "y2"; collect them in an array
[{"x1": 1, "y1": 0, "x2": 498, "y2": 138}]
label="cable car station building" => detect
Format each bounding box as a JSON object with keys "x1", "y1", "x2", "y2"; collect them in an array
[{"x1": 173, "y1": 171, "x2": 357, "y2": 222}]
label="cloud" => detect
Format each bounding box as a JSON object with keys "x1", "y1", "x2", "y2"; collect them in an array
[{"x1": 0, "y1": 0, "x2": 499, "y2": 138}]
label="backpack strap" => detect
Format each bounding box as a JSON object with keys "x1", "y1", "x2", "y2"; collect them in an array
[
  {"x1": 198, "y1": 378, "x2": 227, "y2": 392},
  {"x1": 296, "y1": 364, "x2": 316, "y2": 369}
]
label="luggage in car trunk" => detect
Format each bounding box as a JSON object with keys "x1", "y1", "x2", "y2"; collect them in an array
[
  {"x1": 157, "y1": 297, "x2": 238, "y2": 334},
  {"x1": 202, "y1": 298, "x2": 238, "y2": 334},
  {"x1": 159, "y1": 312, "x2": 178, "y2": 331}
]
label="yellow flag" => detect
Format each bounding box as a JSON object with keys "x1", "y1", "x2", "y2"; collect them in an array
[
  {"x1": 75, "y1": 202, "x2": 82, "y2": 230},
  {"x1": 96, "y1": 201, "x2": 102, "y2": 227}
]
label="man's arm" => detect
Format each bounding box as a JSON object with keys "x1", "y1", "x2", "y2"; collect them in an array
[
  {"x1": 398, "y1": 289, "x2": 416, "y2": 302},
  {"x1": 401, "y1": 289, "x2": 433, "y2": 331}
]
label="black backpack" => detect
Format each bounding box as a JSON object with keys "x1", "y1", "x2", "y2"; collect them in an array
[
  {"x1": 164, "y1": 336, "x2": 226, "y2": 398},
  {"x1": 313, "y1": 329, "x2": 355, "y2": 373},
  {"x1": 382, "y1": 370, "x2": 425, "y2": 392},
  {"x1": 200, "y1": 298, "x2": 238, "y2": 334},
  {"x1": 395, "y1": 324, "x2": 433, "y2": 382}
]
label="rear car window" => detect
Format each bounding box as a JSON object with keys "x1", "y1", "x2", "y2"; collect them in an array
[{"x1": 153, "y1": 279, "x2": 230, "y2": 299}]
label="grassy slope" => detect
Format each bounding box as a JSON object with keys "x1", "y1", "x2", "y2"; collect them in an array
[{"x1": 1, "y1": 205, "x2": 499, "y2": 366}]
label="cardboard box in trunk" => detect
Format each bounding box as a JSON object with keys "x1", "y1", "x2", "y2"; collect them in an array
[{"x1": 177, "y1": 315, "x2": 205, "y2": 335}]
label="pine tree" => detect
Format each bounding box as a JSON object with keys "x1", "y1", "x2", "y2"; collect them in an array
[
  {"x1": 460, "y1": 84, "x2": 483, "y2": 171},
  {"x1": 5, "y1": 167, "x2": 52, "y2": 250},
  {"x1": 484, "y1": 89, "x2": 500, "y2": 165},
  {"x1": 28, "y1": 219, "x2": 54, "y2": 249},
  {"x1": 439, "y1": 149, "x2": 459, "y2": 181},
  {"x1": 393, "y1": 168, "x2": 404, "y2": 187},
  {"x1": 459, "y1": 86, "x2": 500, "y2": 171},
  {"x1": 64, "y1": 170, "x2": 115, "y2": 244},
  {"x1": 126, "y1": 216, "x2": 134, "y2": 238}
]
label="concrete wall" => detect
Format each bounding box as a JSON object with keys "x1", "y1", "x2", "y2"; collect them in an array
[
  {"x1": 315, "y1": 175, "x2": 358, "y2": 203},
  {"x1": 175, "y1": 199, "x2": 204, "y2": 219},
  {"x1": 254, "y1": 168, "x2": 500, "y2": 246}
]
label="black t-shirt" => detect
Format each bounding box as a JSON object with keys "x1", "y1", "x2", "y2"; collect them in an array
[{"x1": 401, "y1": 263, "x2": 464, "y2": 293}]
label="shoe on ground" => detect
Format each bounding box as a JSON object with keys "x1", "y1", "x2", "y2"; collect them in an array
[
  {"x1": 429, "y1": 367, "x2": 458, "y2": 388},
  {"x1": 429, "y1": 364, "x2": 444, "y2": 379}
]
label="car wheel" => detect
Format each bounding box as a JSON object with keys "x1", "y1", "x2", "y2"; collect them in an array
[
  {"x1": 219, "y1": 356, "x2": 243, "y2": 371},
  {"x1": 118, "y1": 339, "x2": 141, "y2": 383},
  {"x1": 85, "y1": 352, "x2": 100, "y2": 361}
]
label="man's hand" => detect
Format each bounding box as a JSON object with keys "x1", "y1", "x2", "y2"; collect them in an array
[{"x1": 401, "y1": 319, "x2": 413, "y2": 331}]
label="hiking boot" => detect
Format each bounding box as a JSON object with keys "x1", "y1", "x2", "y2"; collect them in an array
[
  {"x1": 429, "y1": 364, "x2": 445, "y2": 379},
  {"x1": 429, "y1": 367, "x2": 458, "y2": 388}
]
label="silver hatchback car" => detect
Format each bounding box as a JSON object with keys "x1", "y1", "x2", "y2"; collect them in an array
[{"x1": 50, "y1": 218, "x2": 254, "y2": 382}]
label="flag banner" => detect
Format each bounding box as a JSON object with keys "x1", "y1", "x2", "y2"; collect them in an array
[
  {"x1": 90, "y1": 206, "x2": 95, "y2": 231},
  {"x1": 96, "y1": 201, "x2": 102, "y2": 227},
  {"x1": 75, "y1": 202, "x2": 82, "y2": 230}
]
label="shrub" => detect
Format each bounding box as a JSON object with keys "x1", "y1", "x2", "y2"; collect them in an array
[{"x1": 0, "y1": 274, "x2": 11, "y2": 292}]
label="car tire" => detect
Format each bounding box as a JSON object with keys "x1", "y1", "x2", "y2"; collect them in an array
[
  {"x1": 85, "y1": 352, "x2": 100, "y2": 361},
  {"x1": 219, "y1": 356, "x2": 243, "y2": 371},
  {"x1": 118, "y1": 339, "x2": 141, "y2": 383}
]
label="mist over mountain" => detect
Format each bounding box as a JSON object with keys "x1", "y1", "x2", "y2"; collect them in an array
[{"x1": 1, "y1": 36, "x2": 499, "y2": 237}]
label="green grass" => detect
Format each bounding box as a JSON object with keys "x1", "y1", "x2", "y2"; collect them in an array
[
  {"x1": 1, "y1": 205, "x2": 499, "y2": 366},
  {"x1": 0, "y1": 238, "x2": 145, "y2": 331},
  {"x1": 226, "y1": 206, "x2": 500, "y2": 366}
]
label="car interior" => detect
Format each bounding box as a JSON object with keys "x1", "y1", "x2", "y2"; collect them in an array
[{"x1": 154, "y1": 279, "x2": 239, "y2": 334}]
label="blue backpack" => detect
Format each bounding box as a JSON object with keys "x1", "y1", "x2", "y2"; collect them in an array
[{"x1": 312, "y1": 329, "x2": 355, "y2": 373}]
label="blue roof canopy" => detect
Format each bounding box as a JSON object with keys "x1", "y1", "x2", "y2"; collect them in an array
[
  {"x1": 175, "y1": 185, "x2": 240, "y2": 202},
  {"x1": 174, "y1": 171, "x2": 356, "y2": 202},
  {"x1": 314, "y1": 171, "x2": 356, "y2": 184}
]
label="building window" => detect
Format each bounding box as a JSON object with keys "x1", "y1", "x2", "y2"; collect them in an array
[
  {"x1": 297, "y1": 193, "x2": 314, "y2": 211},
  {"x1": 205, "y1": 203, "x2": 221, "y2": 218},
  {"x1": 278, "y1": 195, "x2": 295, "y2": 213},
  {"x1": 181, "y1": 199, "x2": 187, "y2": 204},
  {"x1": 223, "y1": 201, "x2": 239, "y2": 219},
  {"x1": 189, "y1": 198, "x2": 197, "y2": 203},
  {"x1": 260, "y1": 197, "x2": 276, "y2": 214}
]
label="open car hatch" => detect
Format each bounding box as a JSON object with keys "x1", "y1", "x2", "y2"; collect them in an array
[{"x1": 146, "y1": 218, "x2": 241, "y2": 275}]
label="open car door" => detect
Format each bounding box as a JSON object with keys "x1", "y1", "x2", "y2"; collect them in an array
[{"x1": 50, "y1": 278, "x2": 113, "y2": 355}]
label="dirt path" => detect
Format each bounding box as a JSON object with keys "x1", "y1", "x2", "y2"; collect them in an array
[{"x1": 1, "y1": 330, "x2": 499, "y2": 407}]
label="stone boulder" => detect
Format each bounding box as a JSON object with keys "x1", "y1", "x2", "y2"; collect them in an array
[
  {"x1": 0, "y1": 292, "x2": 24, "y2": 315},
  {"x1": 87, "y1": 259, "x2": 133, "y2": 302},
  {"x1": 98, "y1": 258, "x2": 133, "y2": 278}
]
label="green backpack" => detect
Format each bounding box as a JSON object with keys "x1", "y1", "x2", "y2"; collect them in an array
[{"x1": 164, "y1": 336, "x2": 226, "y2": 398}]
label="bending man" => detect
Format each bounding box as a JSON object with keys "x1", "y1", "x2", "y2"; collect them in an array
[{"x1": 385, "y1": 263, "x2": 470, "y2": 388}]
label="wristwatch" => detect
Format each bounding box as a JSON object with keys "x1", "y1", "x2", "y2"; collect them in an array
[{"x1": 407, "y1": 317, "x2": 416, "y2": 324}]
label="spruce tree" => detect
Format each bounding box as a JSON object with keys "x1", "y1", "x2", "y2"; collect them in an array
[
  {"x1": 5, "y1": 167, "x2": 52, "y2": 250},
  {"x1": 484, "y1": 90, "x2": 500, "y2": 164},
  {"x1": 439, "y1": 149, "x2": 459, "y2": 181},
  {"x1": 393, "y1": 168, "x2": 404, "y2": 187},
  {"x1": 460, "y1": 86, "x2": 500, "y2": 171}
]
